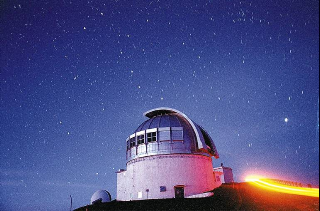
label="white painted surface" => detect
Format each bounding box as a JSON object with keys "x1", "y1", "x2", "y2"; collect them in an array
[
  {"x1": 213, "y1": 166, "x2": 234, "y2": 184},
  {"x1": 117, "y1": 154, "x2": 221, "y2": 201}
]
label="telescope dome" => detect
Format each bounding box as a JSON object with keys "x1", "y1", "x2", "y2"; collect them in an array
[
  {"x1": 90, "y1": 190, "x2": 111, "y2": 205},
  {"x1": 126, "y1": 107, "x2": 219, "y2": 162}
]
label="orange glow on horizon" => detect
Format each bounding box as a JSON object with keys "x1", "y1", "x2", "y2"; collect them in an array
[{"x1": 245, "y1": 175, "x2": 319, "y2": 198}]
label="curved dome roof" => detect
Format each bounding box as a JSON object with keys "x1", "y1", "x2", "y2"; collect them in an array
[
  {"x1": 90, "y1": 190, "x2": 111, "y2": 204},
  {"x1": 135, "y1": 112, "x2": 187, "y2": 132},
  {"x1": 126, "y1": 108, "x2": 219, "y2": 162}
]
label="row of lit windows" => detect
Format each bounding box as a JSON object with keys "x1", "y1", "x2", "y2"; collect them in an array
[
  {"x1": 127, "y1": 132, "x2": 157, "y2": 150},
  {"x1": 127, "y1": 130, "x2": 183, "y2": 150}
]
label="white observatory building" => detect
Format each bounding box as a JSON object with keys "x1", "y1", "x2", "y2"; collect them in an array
[{"x1": 117, "y1": 108, "x2": 221, "y2": 201}]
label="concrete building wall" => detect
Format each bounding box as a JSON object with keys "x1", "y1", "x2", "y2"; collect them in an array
[
  {"x1": 116, "y1": 171, "x2": 128, "y2": 200},
  {"x1": 213, "y1": 168, "x2": 225, "y2": 183},
  {"x1": 213, "y1": 170, "x2": 223, "y2": 185},
  {"x1": 213, "y1": 166, "x2": 234, "y2": 184},
  {"x1": 117, "y1": 154, "x2": 220, "y2": 201},
  {"x1": 223, "y1": 168, "x2": 234, "y2": 183}
]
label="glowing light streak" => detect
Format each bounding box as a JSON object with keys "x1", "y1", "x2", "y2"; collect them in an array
[{"x1": 245, "y1": 175, "x2": 319, "y2": 198}]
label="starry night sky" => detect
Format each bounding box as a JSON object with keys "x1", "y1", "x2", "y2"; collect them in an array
[{"x1": 0, "y1": 0, "x2": 319, "y2": 210}]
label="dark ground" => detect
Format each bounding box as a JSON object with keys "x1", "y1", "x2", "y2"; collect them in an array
[{"x1": 74, "y1": 183, "x2": 319, "y2": 211}]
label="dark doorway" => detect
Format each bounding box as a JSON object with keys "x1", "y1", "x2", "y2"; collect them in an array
[{"x1": 174, "y1": 186, "x2": 185, "y2": 198}]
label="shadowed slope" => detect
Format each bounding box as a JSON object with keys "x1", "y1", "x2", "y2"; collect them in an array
[{"x1": 75, "y1": 183, "x2": 319, "y2": 211}]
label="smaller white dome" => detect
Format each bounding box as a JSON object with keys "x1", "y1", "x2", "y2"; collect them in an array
[{"x1": 90, "y1": 190, "x2": 111, "y2": 204}]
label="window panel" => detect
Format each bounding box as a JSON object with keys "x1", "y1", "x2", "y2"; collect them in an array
[
  {"x1": 159, "y1": 131, "x2": 170, "y2": 141},
  {"x1": 147, "y1": 132, "x2": 157, "y2": 142},
  {"x1": 152, "y1": 132, "x2": 156, "y2": 142},
  {"x1": 130, "y1": 137, "x2": 136, "y2": 147},
  {"x1": 172, "y1": 130, "x2": 183, "y2": 141},
  {"x1": 137, "y1": 135, "x2": 145, "y2": 145}
]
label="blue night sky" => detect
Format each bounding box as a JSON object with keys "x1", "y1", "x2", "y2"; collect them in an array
[{"x1": 0, "y1": 0, "x2": 319, "y2": 210}]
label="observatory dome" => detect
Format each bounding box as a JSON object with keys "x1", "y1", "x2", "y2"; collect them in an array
[
  {"x1": 90, "y1": 190, "x2": 111, "y2": 205},
  {"x1": 126, "y1": 107, "x2": 219, "y2": 162}
]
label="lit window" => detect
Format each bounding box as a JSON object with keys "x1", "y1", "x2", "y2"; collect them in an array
[
  {"x1": 147, "y1": 132, "x2": 157, "y2": 142},
  {"x1": 137, "y1": 135, "x2": 145, "y2": 144},
  {"x1": 130, "y1": 137, "x2": 136, "y2": 147}
]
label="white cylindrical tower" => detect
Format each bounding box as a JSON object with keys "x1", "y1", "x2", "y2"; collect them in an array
[{"x1": 117, "y1": 108, "x2": 220, "y2": 201}]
